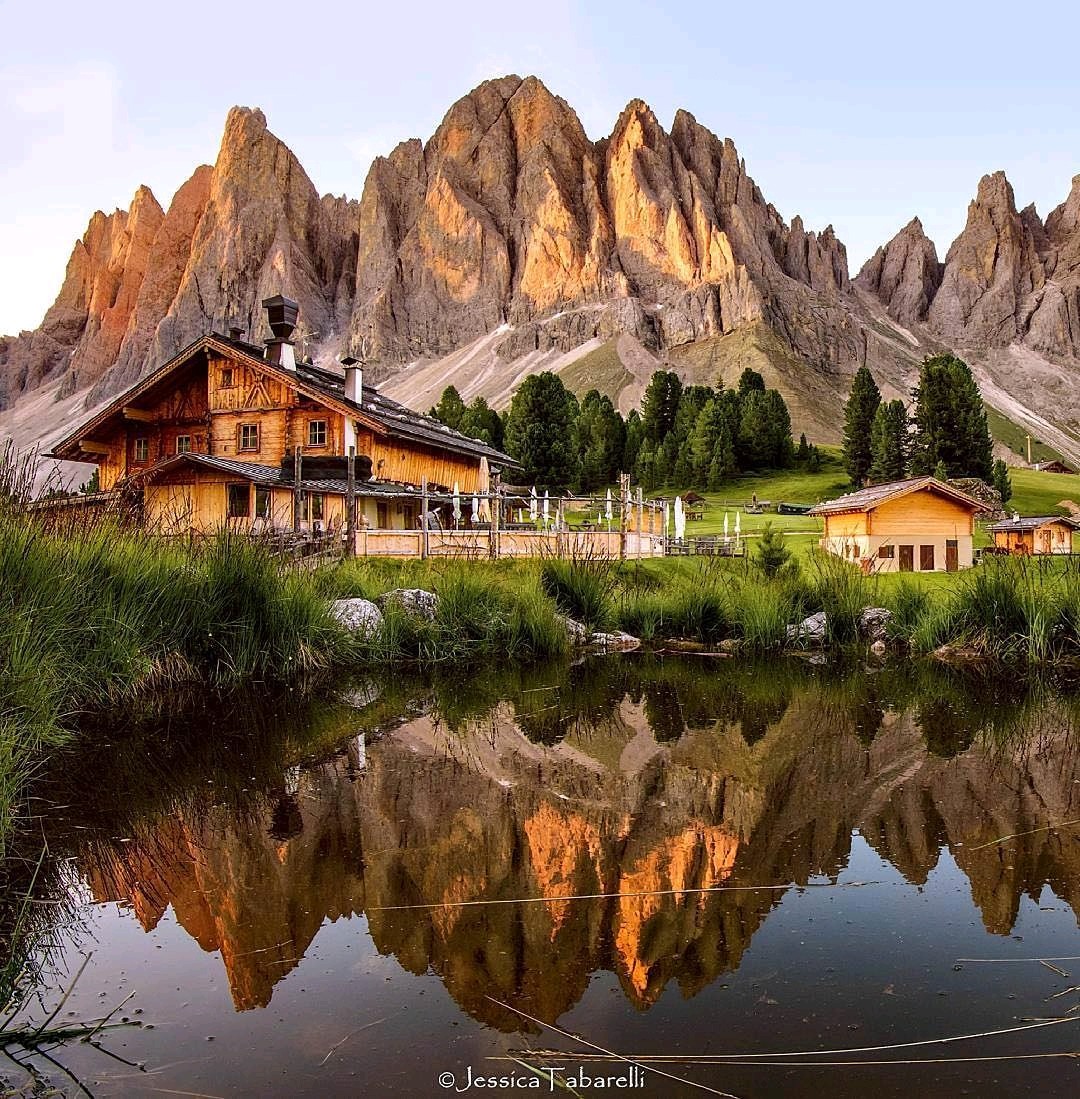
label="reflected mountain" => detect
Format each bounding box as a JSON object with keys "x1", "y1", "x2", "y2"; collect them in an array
[{"x1": 28, "y1": 656, "x2": 1080, "y2": 1028}]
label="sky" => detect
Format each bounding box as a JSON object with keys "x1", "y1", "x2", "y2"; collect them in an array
[{"x1": 2, "y1": 0, "x2": 1080, "y2": 335}]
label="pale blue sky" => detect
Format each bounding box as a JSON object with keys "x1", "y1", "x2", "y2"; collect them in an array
[{"x1": 2, "y1": 0, "x2": 1079, "y2": 334}]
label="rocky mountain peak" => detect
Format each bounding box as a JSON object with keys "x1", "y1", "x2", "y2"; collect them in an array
[{"x1": 855, "y1": 216, "x2": 941, "y2": 326}]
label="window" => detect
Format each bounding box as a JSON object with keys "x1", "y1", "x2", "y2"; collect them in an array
[
  {"x1": 133, "y1": 438, "x2": 149, "y2": 463},
  {"x1": 877, "y1": 545, "x2": 895, "y2": 559},
  {"x1": 226, "y1": 483, "x2": 250, "y2": 519},
  {"x1": 175, "y1": 435, "x2": 192, "y2": 454},
  {"x1": 220, "y1": 367, "x2": 234, "y2": 388},
  {"x1": 255, "y1": 485, "x2": 271, "y2": 520},
  {"x1": 301, "y1": 492, "x2": 326, "y2": 522},
  {"x1": 307, "y1": 420, "x2": 328, "y2": 447},
  {"x1": 239, "y1": 423, "x2": 260, "y2": 452}
]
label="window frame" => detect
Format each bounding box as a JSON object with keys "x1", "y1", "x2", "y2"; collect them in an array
[
  {"x1": 307, "y1": 419, "x2": 328, "y2": 448},
  {"x1": 175, "y1": 435, "x2": 192, "y2": 455},
  {"x1": 877, "y1": 544, "x2": 895, "y2": 559},
  {"x1": 220, "y1": 367, "x2": 234, "y2": 388},
  {"x1": 133, "y1": 437, "x2": 149, "y2": 464},
  {"x1": 254, "y1": 485, "x2": 271, "y2": 520},
  {"x1": 226, "y1": 482, "x2": 251, "y2": 519},
  {"x1": 238, "y1": 423, "x2": 260, "y2": 453}
]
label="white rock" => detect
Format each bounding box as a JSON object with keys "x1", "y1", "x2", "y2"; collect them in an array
[
  {"x1": 785, "y1": 611, "x2": 828, "y2": 645},
  {"x1": 330, "y1": 598, "x2": 383, "y2": 639},
  {"x1": 377, "y1": 588, "x2": 439, "y2": 621},
  {"x1": 589, "y1": 630, "x2": 642, "y2": 653},
  {"x1": 858, "y1": 606, "x2": 893, "y2": 642},
  {"x1": 558, "y1": 615, "x2": 591, "y2": 646}
]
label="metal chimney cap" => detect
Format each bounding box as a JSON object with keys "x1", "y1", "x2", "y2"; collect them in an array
[{"x1": 261, "y1": 295, "x2": 299, "y2": 341}]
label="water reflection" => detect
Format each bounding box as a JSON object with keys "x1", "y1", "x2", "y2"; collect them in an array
[{"x1": 25, "y1": 656, "x2": 1080, "y2": 1030}]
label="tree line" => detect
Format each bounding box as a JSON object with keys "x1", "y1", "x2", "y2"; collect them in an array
[
  {"x1": 841, "y1": 353, "x2": 1011, "y2": 504},
  {"x1": 431, "y1": 368, "x2": 813, "y2": 491}
]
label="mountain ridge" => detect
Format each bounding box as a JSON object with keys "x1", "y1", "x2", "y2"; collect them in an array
[{"x1": 5, "y1": 75, "x2": 1080, "y2": 467}]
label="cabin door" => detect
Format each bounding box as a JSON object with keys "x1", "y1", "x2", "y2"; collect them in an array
[
  {"x1": 919, "y1": 544, "x2": 936, "y2": 571},
  {"x1": 899, "y1": 545, "x2": 914, "y2": 572},
  {"x1": 945, "y1": 540, "x2": 959, "y2": 572}
]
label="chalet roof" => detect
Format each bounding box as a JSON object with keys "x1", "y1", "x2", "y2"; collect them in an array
[
  {"x1": 47, "y1": 332, "x2": 514, "y2": 468},
  {"x1": 137, "y1": 452, "x2": 436, "y2": 499},
  {"x1": 808, "y1": 476, "x2": 985, "y2": 516},
  {"x1": 986, "y1": 515, "x2": 1080, "y2": 532}
]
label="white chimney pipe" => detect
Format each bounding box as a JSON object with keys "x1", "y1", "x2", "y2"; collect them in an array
[{"x1": 345, "y1": 365, "x2": 363, "y2": 405}]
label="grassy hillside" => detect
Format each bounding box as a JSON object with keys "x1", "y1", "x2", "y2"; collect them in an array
[
  {"x1": 667, "y1": 323, "x2": 849, "y2": 445},
  {"x1": 1007, "y1": 467, "x2": 1080, "y2": 516},
  {"x1": 558, "y1": 339, "x2": 633, "y2": 400},
  {"x1": 985, "y1": 404, "x2": 1065, "y2": 465}
]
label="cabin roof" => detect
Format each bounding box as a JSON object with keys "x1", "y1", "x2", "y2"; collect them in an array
[
  {"x1": 47, "y1": 332, "x2": 514, "y2": 468},
  {"x1": 135, "y1": 452, "x2": 438, "y2": 499},
  {"x1": 986, "y1": 515, "x2": 1080, "y2": 532},
  {"x1": 808, "y1": 476, "x2": 985, "y2": 517}
]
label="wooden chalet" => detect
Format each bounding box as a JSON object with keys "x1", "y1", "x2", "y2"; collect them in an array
[
  {"x1": 986, "y1": 514, "x2": 1079, "y2": 555},
  {"x1": 47, "y1": 296, "x2": 513, "y2": 538},
  {"x1": 809, "y1": 476, "x2": 984, "y2": 573}
]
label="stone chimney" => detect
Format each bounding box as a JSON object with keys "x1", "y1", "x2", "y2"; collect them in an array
[{"x1": 262, "y1": 295, "x2": 299, "y2": 371}]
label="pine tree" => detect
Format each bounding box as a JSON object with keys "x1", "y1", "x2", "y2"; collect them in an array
[
  {"x1": 504, "y1": 372, "x2": 579, "y2": 486},
  {"x1": 842, "y1": 367, "x2": 881, "y2": 487},
  {"x1": 993, "y1": 459, "x2": 1013, "y2": 507},
  {"x1": 641, "y1": 371, "x2": 683, "y2": 444},
  {"x1": 796, "y1": 433, "x2": 811, "y2": 463},
  {"x1": 933, "y1": 459, "x2": 949, "y2": 482},
  {"x1": 458, "y1": 396, "x2": 503, "y2": 448},
  {"x1": 754, "y1": 523, "x2": 791, "y2": 578},
  {"x1": 430, "y1": 386, "x2": 466, "y2": 431},
  {"x1": 909, "y1": 354, "x2": 994, "y2": 481},
  {"x1": 868, "y1": 399, "x2": 908, "y2": 483}
]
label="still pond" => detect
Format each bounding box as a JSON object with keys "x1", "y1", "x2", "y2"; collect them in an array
[{"x1": 4, "y1": 655, "x2": 1080, "y2": 1097}]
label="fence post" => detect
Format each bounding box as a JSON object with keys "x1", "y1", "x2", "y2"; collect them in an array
[
  {"x1": 619, "y1": 472, "x2": 629, "y2": 560},
  {"x1": 489, "y1": 472, "x2": 500, "y2": 559},
  {"x1": 636, "y1": 487, "x2": 644, "y2": 559},
  {"x1": 292, "y1": 445, "x2": 302, "y2": 534},
  {"x1": 346, "y1": 445, "x2": 356, "y2": 558},
  {"x1": 421, "y1": 476, "x2": 429, "y2": 560}
]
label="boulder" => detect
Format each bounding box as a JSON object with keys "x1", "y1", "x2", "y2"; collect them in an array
[
  {"x1": 857, "y1": 607, "x2": 893, "y2": 643},
  {"x1": 785, "y1": 611, "x2": 828, "y2": 645},
  {"x1": 377, "y1": 588, "x2": 439, "y2": 621},
  {"x1": 558, "y1": 615, "x2": 591, "y2": 646},
  {"x1": 589, "y1": 630, "x2": 642, "y2": 653},
  {"x1": 329, "y1": 598, "x2": 383, "y2": 639}
]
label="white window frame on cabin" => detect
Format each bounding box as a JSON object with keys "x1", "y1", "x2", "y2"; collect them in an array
[
  {"x1": 238, "y1": 423, "x2": 260, "y2": 452},
  {"x1": 307, "y1": 419, "x2": 328, "y2": 448},
  {"x1": 175, "y1": 435, "x2": 192, "y2": 454},
  {"x1": 133, "y1": 437, "x2": 149, "y2": 463}
]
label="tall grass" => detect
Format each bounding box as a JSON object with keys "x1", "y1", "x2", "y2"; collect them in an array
[{"x1": 540, "y1": 553, "x2": 617, "y2": 630}]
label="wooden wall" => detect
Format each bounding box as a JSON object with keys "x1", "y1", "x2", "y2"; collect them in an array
[
  {"x1": 872, "y1": 492, "x2": 975, "y2": 538},
  {"x1": 88, "y1": 348, "x2": 487, "y2": 498}
]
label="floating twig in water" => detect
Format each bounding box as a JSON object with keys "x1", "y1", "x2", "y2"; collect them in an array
[
  {"x1": 956, "y1": 956, "x2": 1080, "y2": 963},
  {"x1": 318, "y1": 1013, "x2": 393, "y2": 1066},
  {"x1": 1041, "y1": 960, "x2": 1071, "y2": 978},
  {"x1": 496, "y1": 1051, "x2": 1080, "y2": 1068},
  {"x1": 485, "y1": 996, "x2": 742, "y2": 1098},
  {"x1": 368, "y1": 880, "x2": 876, "y2": 911},
  {"x1": 501, "y1": 1013, "x2": 1080, "y2": 1062},
  {"x1": 968, "y1": 817, "x2": 1080, "y2": 850}
]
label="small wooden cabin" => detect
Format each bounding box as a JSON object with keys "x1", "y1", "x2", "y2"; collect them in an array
[
  {"x1": 47, "y1": 296, "x2": 513, "y2": 535},
  {"x1": 1034, "y1": 460, "x2": 1075, "y2": 474},
  {"x1": 986, "y1": 515, "x2": 1078, "y2": 555},
  {"x1": 809, "y1": 476, "x2": 984, "y2": 573}
]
